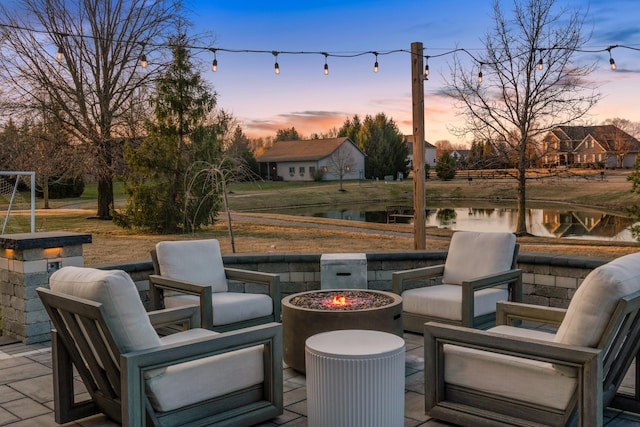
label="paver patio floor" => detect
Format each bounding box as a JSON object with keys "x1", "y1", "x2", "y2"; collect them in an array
[{"x1": 1, "y1": 333, "x2": 640, "y2": 426}]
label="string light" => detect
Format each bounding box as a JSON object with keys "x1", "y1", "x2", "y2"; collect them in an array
[
  {"x1": 424, "y1": 56, "x2": 430, "y2": 79},
  {"x1": 537, "y1": 48, "x2": 544, "y2": 70},
  {"x1": 1, "y1": 22, "x2": 638, "y2": 78},
  {"x1": 607, "y1": 46, "x2": 617, "y2": 70},
  {"x1": 323, "y1": 52, "x2": 329, "y2": 75},
  {"x1": 273, "y1": 51, "x2": 280, "y2": 74}
]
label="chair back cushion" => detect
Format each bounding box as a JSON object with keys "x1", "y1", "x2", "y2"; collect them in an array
[
  {"x1": 555, "y1": 252, "x2": 640, "y2": 348},
  {"x1": 50, "y1": 266, "x2": 161, "y2": 353},
  {"x1": 155, "y1": 239, "x2": 228, "y2": 293},
  {"x1": 441, "y1": 231, "x2": 517, "y2": 285}
]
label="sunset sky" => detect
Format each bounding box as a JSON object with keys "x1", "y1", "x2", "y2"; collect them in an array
[{"x1": 188, "y1": 0, "x2": 640, "y2": 145}]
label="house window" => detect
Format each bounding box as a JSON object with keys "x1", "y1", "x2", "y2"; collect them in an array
[
  {"x1": 310, "y1": 166, "x2": 316, "y2": 175},
  {"x1": 299, "y1": 166, "x2": 305, "y2": 175},
  {"x1": 289, "y1": 167, "x2": 295, "y2": 176}
]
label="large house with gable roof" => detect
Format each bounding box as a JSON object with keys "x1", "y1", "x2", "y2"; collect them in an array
[
  {"x1": 256, "y1": 137, "x2": 366, "y2": 182},
  {"x1": 542, "y1": 125, "x2": 640, "y2": 168}
]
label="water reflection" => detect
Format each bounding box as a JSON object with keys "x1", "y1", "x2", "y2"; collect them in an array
[{"x1": 296, "y1": 206, "x2": 638, "y2": 242}]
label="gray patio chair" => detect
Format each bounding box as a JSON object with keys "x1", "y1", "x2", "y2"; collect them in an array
[
  {"x1": 37, "y1": 266, "x2": 283, "y2": 427},
  {"x1": 425, "y1": 251, "x2": 640, "y2": 426},
  {"x1": 393, "y1": 231, "x2": 522, "y2": 331},
  {"x1": 149, "y1": 239, "x2": 281, "y2": 332}
]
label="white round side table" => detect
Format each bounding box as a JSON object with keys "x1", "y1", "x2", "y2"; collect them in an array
[{"x1": 305, "y1": 329, "x2": 405, "y2": 427}]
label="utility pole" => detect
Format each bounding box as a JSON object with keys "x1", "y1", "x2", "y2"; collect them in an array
[{"x1": 411, "y1": 42, "x2": 426, "y2": 249}]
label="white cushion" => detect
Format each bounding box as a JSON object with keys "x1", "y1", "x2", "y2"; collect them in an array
[
  {"x1": 444, "y1": 325, "x2": 576, "y2": 411},
  {"x1": 442, "y1": 231, "x2": 516, "y2": 285},
  {"x1": 555, "y1": 252, "x2": 640, "y2": 348},
  {"x1": 49, "y1": 266, "x2": 160, "y2": 353},
  {"x1": 145, "y1": 328, "x2": 264, "y2": 412},
  {"x1": 402, "y1": 284, "x2": 508, "y2": 321},
  {"x1": 164, "y1": 293, "x2": 273, "y2": 326},
  {"x1": 156, "y1": 239, "x2": 228, "y2": 293}
]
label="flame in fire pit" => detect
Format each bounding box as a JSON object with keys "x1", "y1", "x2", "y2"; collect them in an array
[{"x1": 331, "y1": 295, "x2": 347, "y2": 306}]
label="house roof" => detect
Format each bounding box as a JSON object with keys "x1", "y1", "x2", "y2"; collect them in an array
[
  {"x1": 256, "y1": 137, "x2": 361, "y2": 162},
  {"x1": 404, "y1": 135, "x2": 436, "y2": 151},
  {"x1": 549, "y1": 125, "x2": 640, "y2": 151}
]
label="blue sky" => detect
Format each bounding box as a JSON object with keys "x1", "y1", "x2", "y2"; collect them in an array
[{"x1": 186, "y1": 0, "x2": 640, "y2": 144}]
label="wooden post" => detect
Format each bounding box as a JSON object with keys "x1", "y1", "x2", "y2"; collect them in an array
[{"x1": 411, "y1": 42, "x2": 426, "y2": 250}]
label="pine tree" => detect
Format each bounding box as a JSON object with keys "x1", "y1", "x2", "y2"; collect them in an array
[{"x1": 115, "y1": 33, "x2": 221, "y2": 233}]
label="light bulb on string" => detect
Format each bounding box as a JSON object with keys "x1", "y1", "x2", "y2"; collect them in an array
[
  {"x1": 140, "y1": 54, "x2": 147, "y2": 68},
  {"x1": 323, "y1": 53, "x2": 329, "y2": 75},
  {"x1": 537, "y1": 57, "x2": 543, "y2": 70},
  {"x1": 424, "y1": 56, "x2": 429, "y2": 79},
  {"x1": 607, "y1": 46, "x2": 617, "y2": 71},
  {"x1": 373, "y1": 52, "x2": 379, "y2": 73},
  {"x1": 56, "y1": 45, "x2": 63, "y2": 61},
  {"x1": 211, "y1": 50, "x2": 218, "y2": 72},
  {"x1": 273, "y1": 51, "x2": 280, "y2": 74}
]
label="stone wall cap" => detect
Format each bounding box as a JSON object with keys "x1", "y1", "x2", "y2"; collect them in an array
[{"x1": 0, "y1": 232, "x2": 92, "y2": 250}]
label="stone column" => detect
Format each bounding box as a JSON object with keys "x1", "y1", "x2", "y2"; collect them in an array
[{"x1": 0, "y1": 231, "x2": 92, "y2": 344}]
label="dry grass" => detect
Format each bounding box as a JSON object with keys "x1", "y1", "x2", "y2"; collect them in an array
[{"x1": 17, "y1": 169, "x2": 640, "y2": 265}]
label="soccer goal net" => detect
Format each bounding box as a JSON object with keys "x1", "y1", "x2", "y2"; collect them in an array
[{"x1": 0, "y1": 172, "x2": 35, "y2": 234}]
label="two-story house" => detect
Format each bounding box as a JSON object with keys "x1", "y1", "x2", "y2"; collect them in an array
[
  {"x1": 256, "y1": 137, "x2": 366, "y2": 182},
  {"x1": 542, "y1": 125, "x2": 640, "y2": 168}
]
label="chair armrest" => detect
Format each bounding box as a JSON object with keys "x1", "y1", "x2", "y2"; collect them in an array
[
  {"x1": 424, "y1": 321, "x2": 602, "y2": 425},
  {"x1": 147, "y1": 305, "x2": 200, "y2": 330},
  {"x1": 496, "y1": 301, "x2": 566, "y2": 327},
  {"x1": 121, "y1": 322, "x2": 283, "y2": 427},
  {"x1": 224, "y1": 268, "x2": 281, "y2": 322},
  {"x1": 460, "y1": 269, "x2": 523, "y2": 327},
  {"x1": 392, "y1": 264, "x2": 445, "y2": 294},
  {"x1": 148, "y1": 275, "x2": 213, "y2": 330},
  {"x1": 461, "y1": 269, "x2": 522, "y2": 292}
]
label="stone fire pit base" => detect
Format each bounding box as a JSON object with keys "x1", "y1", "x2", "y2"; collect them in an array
[{"x1": 281, "y1": 289, "x2": 403, "y2": 373}]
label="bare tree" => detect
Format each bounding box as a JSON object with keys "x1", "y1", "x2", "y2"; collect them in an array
[
  {"x1": 446, "y1": 0, "x2": 598, "y2": 235},
  {"x1": 326, "y1": 144, "x2": 356, "y2": 191},
  {"x1": 0, "y1": 0, "x2": 181, "y2": 218}
]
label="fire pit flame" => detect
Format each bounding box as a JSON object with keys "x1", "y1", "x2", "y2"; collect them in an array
[
  {"x1": 331, "y1": 295, "x2": 347, "y2": 306},
  {"x1": 289, "y1": 290, "x2": 394, "y2": 311}
]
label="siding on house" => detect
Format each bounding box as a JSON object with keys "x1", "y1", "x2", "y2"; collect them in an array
[
  {"x1": 256, "y1": 137, "x2": 366, "y2": 182},
  {"x1": 404, "y1": 135, "x2": 437, "y2": 169},
  {"x1": 543, "y1": 125, "x2": 640, "y2": 168}
]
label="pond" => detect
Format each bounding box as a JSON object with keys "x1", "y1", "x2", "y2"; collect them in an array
[{"x1": 258, "y1": 203, "x2": 639, "y2": 242}]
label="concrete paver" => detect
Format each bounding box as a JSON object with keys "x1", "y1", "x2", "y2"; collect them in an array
[{"x1": 1, "y1": 333, "x2": 640, "y2": 426}]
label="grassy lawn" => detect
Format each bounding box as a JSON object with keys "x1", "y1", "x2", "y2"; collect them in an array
[{"x1": 4, "y1": 169, "x2": 639, "y2": 266}]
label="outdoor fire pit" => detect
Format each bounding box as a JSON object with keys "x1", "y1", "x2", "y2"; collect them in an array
[{"x1": 281, "y1": 289, "x2": 403, "y2": 373}]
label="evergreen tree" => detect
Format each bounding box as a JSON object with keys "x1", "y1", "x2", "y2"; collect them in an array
[
  {"x1": 275, "y1": 127, "x2": 302, "y2": 142},
  {"x1": 115, "y1": 33, "x2": 221, "y2": 233},
  {"x1": 436, "y1": 152, "x2": 457, "y2": 180},
  {"x1": 338, "y1": 113, "x2": 408, "y2": 179}
]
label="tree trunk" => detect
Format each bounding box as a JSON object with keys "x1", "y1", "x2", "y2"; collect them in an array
[
  {"x1": 515, "y1": 154, "x2": 528, "y2": 235},
  {"x1": 97, "y1": 176, "x2": 114, "y2": 219},
  {"x1": 43, "y1": 176, "x2": 50, "y2": 209}
]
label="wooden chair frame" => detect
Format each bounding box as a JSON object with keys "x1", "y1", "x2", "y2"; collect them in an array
[
  {"x1": 150, "y1": 249, "x2": 281, "y2": 332},
  {"x1": 393, "y1": 244, "x2": 522, "y2": 331},
  {"x1": 425, "y1": 295, "x2": 640, "y2": 426},
  {"x1": 37, "y1": 287, "x2": 283, "y2": 427}
]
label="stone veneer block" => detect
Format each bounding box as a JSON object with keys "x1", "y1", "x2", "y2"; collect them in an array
[{"x1": 0, "y1": 232, "x2": 91, "y2": 343}]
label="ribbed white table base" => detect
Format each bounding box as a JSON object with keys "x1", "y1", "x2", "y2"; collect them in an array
[{"x1": 305, "y1": 330, "x2": 405, "y2": 427}]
